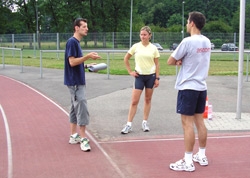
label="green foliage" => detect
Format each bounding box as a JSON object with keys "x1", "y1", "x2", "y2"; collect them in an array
[
  {"x1": 205, "y1": 0, "x2": 240, "y2": 23},
  {"x1": 210, "y1": 39, "x2": 223, "y2": 49},
  {"x1": 138, "y1": 0, "x2": 180, "y2": 28},
  {"x1": 149, "y1": 25, "x2": 168, "y2": 33},
  {"x1": 0, "y1": 0, "x2": 245, "y2": 34},
  {"x1": 203, "y1": 21, "x2": 233, "y2": 33},
  {"x1": 0, "y1": 7, "x2": 10, "y2": 34},
  {"x1": 232, "y1": 3, "x2": 250, "y2": 34},
  {"x1": 167, "y1": 24, "x2": 182, "y2": 33},
  {"x1": 167, "y1": 14, "x2": 182, "y2": 27}
]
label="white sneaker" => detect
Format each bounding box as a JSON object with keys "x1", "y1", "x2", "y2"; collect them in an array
[
  {"x1": 69, "y1": 133, "x2": 81, "y2": 144},
  {"x1": 142, "y1": 122, "x2": 150, "y2": 132},
  {"x1": 193, "y1": 152, "x2": 208, "y2": 166},
  {"x1": 121, "y1": 125, "x2": 132, "y2": 134},
  {"x1": 169, "y1": 159, "x2": 195, "y2": 172},
  {"x1": 80, "y1": 138, "x2": 91, "y2": 152}
]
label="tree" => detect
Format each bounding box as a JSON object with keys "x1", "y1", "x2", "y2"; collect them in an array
[
  {"x1": 232, "y1": 3, "x2": 250, "y2": 33},
  {"x1": 167, "y1": 14, "x2": 182, "y2": 27},
  {"x1": 0, "y1": 0, "x2": 244, "y2": 34},
  {"x1": 205, "y1": 0, "x2": 239, "y2": 23},
  {"x1": 0, "y1": 6, "x2": 12, "y2": 34},
  {"x1": 203, "y1": 21, "x2": 233, "y2": 33},
  {"x1": 138, "y1": 0, "x2": 180, "y2": 28}
]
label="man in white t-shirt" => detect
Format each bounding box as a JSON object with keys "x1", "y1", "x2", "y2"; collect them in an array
[{"x1": 167, "y1": 11, "x2": 211, "y2": 172}]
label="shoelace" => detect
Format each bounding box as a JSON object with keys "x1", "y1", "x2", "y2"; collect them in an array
[
  {"x1": 143, "y1": 123, "x2": 148, "y2": 128},
  {"x1": 125, "y1": 125, "x2": 130, "y2": 130}
]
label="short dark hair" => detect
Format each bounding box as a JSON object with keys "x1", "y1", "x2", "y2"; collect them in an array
[
  {"x1": 188, "y1": 11, "x2": 206, "y2": 31},
  {"x1": 73, "y1": 18, "x2": 87, "y2": 32}
]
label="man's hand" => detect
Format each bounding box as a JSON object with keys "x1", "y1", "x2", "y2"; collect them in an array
[
  {"x1": 176, "y1": 60, "x2": 182, "y2": 66},
  {"x1": 85, "y1": 63, "x2": 97, "y2": 68},
  {"x1": 88, "y1": 52, "x2": 101, "y2": 60}
]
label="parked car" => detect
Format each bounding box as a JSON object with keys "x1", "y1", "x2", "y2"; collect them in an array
[
  {"x1": 152, "y1": 43, "x2": 163, "y2": 51},
  {"x1": 221, "y1": 43, "x2": 238, "y2": 51},
  {"x1": 170, "y1": 43, "x2": 179, "y2": 50},
  {"x1": 211, "y1": 43, "x2": 215, "y2": 50}
]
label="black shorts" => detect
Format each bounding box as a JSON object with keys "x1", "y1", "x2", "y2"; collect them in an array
[
  {"x1": 134, "y1": 73, "x2": 156, "y2": 90},
  {"x1": 177, "y1": 90, "x2": 207, "y2": 116}
]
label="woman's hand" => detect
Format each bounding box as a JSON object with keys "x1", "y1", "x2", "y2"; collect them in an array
[
  {"x1": 129, "y1": 71, "x2": 139, "y2": 77},
  {"x1": 154, "y1": 79, "x2": 159, "y2": 88}
]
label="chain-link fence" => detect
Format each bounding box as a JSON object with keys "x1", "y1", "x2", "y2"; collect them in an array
[{"x1": 1, "y1": 32, "x2": 250, "y2": 50}]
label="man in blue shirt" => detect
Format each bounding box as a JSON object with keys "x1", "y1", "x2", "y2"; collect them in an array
[{"x1": 64, "y1": 18, "x2": 100, "y2": 152}]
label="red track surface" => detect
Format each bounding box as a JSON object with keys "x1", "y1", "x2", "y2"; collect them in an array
[{"x1": 1, "y1": 75, "x2": 250, "y2": 178}]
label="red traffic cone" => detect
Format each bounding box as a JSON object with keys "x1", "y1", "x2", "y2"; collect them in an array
[{"x1": 203, "y1": 97, "x2": 209, "y2": 119}]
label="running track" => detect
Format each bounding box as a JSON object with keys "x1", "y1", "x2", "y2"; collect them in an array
[{"x1": 1, "y1": 75, "x2": 250, "y2": 178}]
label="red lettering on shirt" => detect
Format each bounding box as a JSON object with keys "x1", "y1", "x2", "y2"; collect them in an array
[{"x1": 197, "y1": 48, "x2": 211, "y2": 53}]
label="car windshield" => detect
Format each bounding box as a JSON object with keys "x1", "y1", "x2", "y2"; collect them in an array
[{"x1": 228, "y1": 44, "x2": 236, "y2": 47}]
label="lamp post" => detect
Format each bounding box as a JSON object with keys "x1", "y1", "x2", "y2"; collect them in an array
[
  {"x1": 182, "y1": 1, "x2": 185, "y2": 39},
  {"x1": 129, "y1": 0, "x2": 133, "y2": 47},
  {"x1": 36, "y1": 0, "x2": 39, "y2": 50},
  {"x1": 177, "y1": 1, "x2": 185, "y2": 75}
]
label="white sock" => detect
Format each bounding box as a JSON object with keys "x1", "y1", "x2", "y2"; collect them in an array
[
  {"x1": 142, "y1": 120, "x2": 147, "y2": 124},
  {"x1": 127, "y1": 122, "x2": 132, "y2": 127},
  {"x1": 184, "y1": 152, "x2": 193, "y2": 164},
  {"x1": 71, "y1": 133, "x2": 78, "y2": 138},
  {"x1": 199, "y1": 147, "x2": 206, "y2": 158}
]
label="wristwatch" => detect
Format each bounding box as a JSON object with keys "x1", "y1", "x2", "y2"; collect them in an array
[{"x1": 156, "y1": 77, "x2": 160, "y2": 80}]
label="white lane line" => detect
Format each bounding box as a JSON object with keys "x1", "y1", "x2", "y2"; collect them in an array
[
  {"x1": 0, "y1": 104, "x2": 13, "y2": 178},
  {"x1": 3, "y1": 76, "x2": 126, "y2": 178},
  {"x1": 98, "y1": 134, "x2": 250, "y2": 144},
  {"x1": 86, "y1": 133, "x2": 126, "y2": 178}
]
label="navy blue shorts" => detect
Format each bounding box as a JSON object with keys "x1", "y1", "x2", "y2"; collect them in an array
[
  {"x1": 177, "y1": 90, "x2": 207, "y2": 116},
  {"x1": 134, "y1": 73, "x2": 156, "y2": 90}
]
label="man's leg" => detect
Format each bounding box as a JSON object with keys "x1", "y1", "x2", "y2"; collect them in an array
[
  {"x1": 181, "y1": 114, "x2": 195, "y2": 153},
  {"x1": 192, "y1": 113, "x2": 209, "y2": 166},
  {"x1": 170, "y1": 92, "x2": 197, "y2": 172},
  {"x1": 70, "y1": 123, "x2": 77, "y2": 135},
  {"x1": 169, "y1": 114, "x2": 196, "y2": 172},
  {"x1": 194, "y1": 113, "x2": 207, "y2": 147},
  {"x1": 192, "y1": 90, "x2": 209, "y2": 165},
  {"x1": 79, "y1": 125, "x2": 86, "y2": 138}
]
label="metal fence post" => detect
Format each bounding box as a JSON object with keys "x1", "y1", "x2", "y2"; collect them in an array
[
  {"x1": 12, "y1": 34, "x2": 14, "y2": 57},
  {"x1": 40, "y1": 50, "x2": 43, "y2": 78},
  {"x1": 20, "y1": 49, "x2": 23, "y2": 73},
  {"x1": 57, "y1": 33, "x2": 59, "y2": 59},
  {"x1": 107, "y1": 52, "x2": 110, "y2": 79},
  {"x1": 0, "y1": 47, "x2": 22, "y2": 70},
  {"x1": 246, "y1": 53, "x2": 249, "y2": 82},
  {"x1": 33, "y1": 33, "x2": 36, "y2": 58},
  {"x1": 2, "y1": 48, "x2": 4, "y2": 68}
]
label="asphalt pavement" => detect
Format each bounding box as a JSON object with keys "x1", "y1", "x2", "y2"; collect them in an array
[{"x1": 0, "y1": 65, "x2": 249, "y2": 141}]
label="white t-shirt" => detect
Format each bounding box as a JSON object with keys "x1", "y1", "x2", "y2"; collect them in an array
[
  {"x1": 171, "y1": 34, "x2": 211, "y2": 91},
  {"x1": 128, "y1": 42, "x2": 160, "y2": 75}
]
